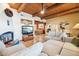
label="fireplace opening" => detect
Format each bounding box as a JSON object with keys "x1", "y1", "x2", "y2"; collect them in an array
[{"x1": 0, "y1": 31, "x2": 14, "y2": 44}]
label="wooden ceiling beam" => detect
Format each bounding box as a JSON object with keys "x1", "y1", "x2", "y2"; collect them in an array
[
  {"x1": 42, "y1": 4, "x2": 79, "y2": 18},
  {"x1": 18, "y1": 3, "x2": 27, "y2": 12},
  {"x1": 44, "y1": 7, "x2": 79, "y2": 19},
  {"x1": 56, "y1": 8, "x2": 79, "y2": 16},
  {"x1": 9, "y1": 3, "x2": 22, "y2": 9},
  {"x1": 45, "y1": 3, "x2": 64, "y2": 11}
]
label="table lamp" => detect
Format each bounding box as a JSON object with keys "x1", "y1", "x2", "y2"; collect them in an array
[{"x1": 73, "y1": 23, "x2": 79, "y2": 37}]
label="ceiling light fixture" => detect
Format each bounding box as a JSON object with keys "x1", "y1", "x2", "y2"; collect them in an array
[
  {"x1": 40, "y1": 9, "x2": 45, "y2": 14},
  {"x1": 40, "y1": 3, "x2": 45, "y2": 14}
]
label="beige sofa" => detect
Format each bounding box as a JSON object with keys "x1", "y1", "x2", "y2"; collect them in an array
[
  {"x1": 0, "y1": 41, "x2": 26, "y2": 56},
  {"x1": 45, "y1": 31, "x2": 73, "y2": 43},
  {"x1": 42, "y1": 40, "x2": 79, "y2": 56},
  {"x1": 0, "y1": 40, "x2": 79, "y2": 56},
  {"x1": 0, "y1": 41, "x2": 43, "y2": 56}
]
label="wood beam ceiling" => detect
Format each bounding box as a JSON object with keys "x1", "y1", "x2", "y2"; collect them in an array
[
  {"x1": 44, "y1": 7, "x2": 79, "y2": 19},
  {"x1": 43, "y1": 4, "x2": 79, "y2": 19},
  {"x1": 41, "y1": 4, "x2": 79, "y2": 18},
  {"x1": 9, "y1": 3, "x2": 79, "y2": 19},
  {"x1": 33, "y1": 3, "x2": 56, "y2": 15},
  {"x1": 23, "y1": 3, "x2": 42, "y2": 14}
]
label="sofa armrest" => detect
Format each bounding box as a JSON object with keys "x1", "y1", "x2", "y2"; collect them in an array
[
  {"x1": 44, "y1": 36, "x2": 51, "y2": 41},
  {"x1": 63, "y1": 37, "x2": 73, "y2": 43},
  {"x1": 11, "y1": 42, "x2": 43, "y2": 56},
  {"x1": 60, "y1": 42, "x2": 79, "y2": 56}
]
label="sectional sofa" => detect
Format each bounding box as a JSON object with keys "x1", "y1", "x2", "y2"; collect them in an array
[{"x1": 0, "y1": 40, "x2": 79, "y2": 56}]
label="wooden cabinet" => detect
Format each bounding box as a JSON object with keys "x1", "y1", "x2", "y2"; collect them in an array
[
  {"x1": 22, "y1": 34, "x2": 34, "y2": 47},
  {"x1": 22, "y1": 40, "x2": 34, "y2": 47},
  {"x1": 22, "y1": 34, "x2": 34, "y2": 41}
]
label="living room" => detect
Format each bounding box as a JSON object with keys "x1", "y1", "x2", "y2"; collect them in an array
[{"x1": 0, "y1": 3, "x2": 79, "y2": 56}]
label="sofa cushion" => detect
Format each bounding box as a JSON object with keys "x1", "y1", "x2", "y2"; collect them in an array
[
  {"x1": 0, "y1": 41, "x2": 6, "y2": 51},
  {"x1": 0, "y1": 41, "x2": 6, "y2": 55},
  {"x1": 0, "y1": 41, "x2": 26, "y2": 56},
  {"x1": 43, "y1": 40, "x2": 64, "y2": 56},
  {"x1": 44, "y1": 40, "x2": 64, "y2": 47},
  {"x1": 11, "y1": 42, "x2": 43, "y2": 56},
  {"x1": 60, "y1": 42, "x2": 79, "y2": 56},
  {"x1": 63, "y1": 43, "x2": 79, "y2": 52},
  {"x1": 47, "y1": 31, "x2": 68, "y2": 41},
  {"x1": 60, "y1": 48, "x2": 79, "y2": 56}
]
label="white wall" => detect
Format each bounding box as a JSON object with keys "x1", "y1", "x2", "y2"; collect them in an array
[
  {"x1": 12, "y1": 9, "x2": 22, "y2": 40},
  {"x1": 0, "y1": 10, "x2": 13, "y2": 34},
  {"x1": 0, "y1": 4, "x2": 22, "y2": 40}
]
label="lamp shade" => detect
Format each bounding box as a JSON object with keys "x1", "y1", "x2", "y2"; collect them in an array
[{"x1": 73, "y1": 23, "x2": 79, "y2": 29}]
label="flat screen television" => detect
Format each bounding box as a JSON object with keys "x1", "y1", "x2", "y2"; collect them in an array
[{"x1": 22, "y1": 26, "x2": 33, "y2": 35}]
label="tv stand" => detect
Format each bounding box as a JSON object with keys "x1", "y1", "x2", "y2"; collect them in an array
[
  {"x1": 22, "y1": 34, "x2": 34, "y2": 47},
  {"x1": 22, "y1": 34, "x2": 34, "y2": 41}
]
